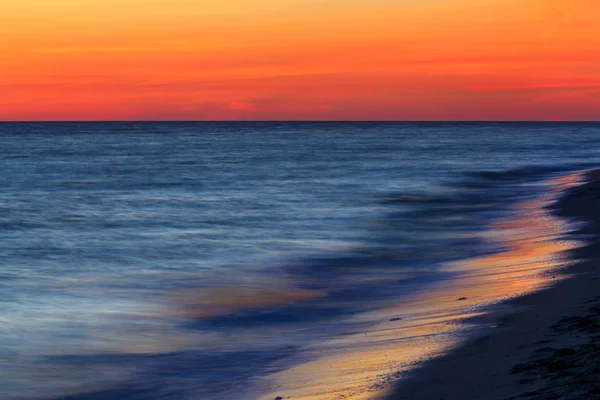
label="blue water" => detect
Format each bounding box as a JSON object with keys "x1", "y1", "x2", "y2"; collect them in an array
[{"x1": 1, "y1": 122, "x2": 599, "y2": 400}]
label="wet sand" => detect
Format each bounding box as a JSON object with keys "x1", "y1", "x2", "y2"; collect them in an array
[{"x1": 389, "y1": 169, "x2": 600, "y2": 400}]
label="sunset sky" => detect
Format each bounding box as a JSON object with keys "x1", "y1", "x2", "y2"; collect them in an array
[{"x1": 1, "y1": 0, "x2": 599, "y2": 121}]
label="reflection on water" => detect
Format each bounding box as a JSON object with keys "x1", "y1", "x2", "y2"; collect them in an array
[
  {"x1": 256, "y1": 172, "x2": 584, "y2": 400},
  {"x1": 169, "y1": 286, "x2": 326, "y2": 318}
]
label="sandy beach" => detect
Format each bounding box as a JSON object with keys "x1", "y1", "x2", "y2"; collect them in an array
[
  {"x1": 3, "y1": 0, "x2": 600, "y2": 395},
  {"x1": 389, "y1": 169, "x2": 600, "y2": 400}
]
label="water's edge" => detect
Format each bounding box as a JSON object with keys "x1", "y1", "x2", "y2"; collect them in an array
[{"x1": 385, "y1": 169, "x2": 592, "y2": 400}]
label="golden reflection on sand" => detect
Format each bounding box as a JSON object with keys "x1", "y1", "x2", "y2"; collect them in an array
[{"x1": 259, "y1": 172, "x2": 585, "y2": 400}]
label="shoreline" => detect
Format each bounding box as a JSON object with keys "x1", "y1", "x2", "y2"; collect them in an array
[
  {"x1": 40, "y1": 169, "x2": 593, "y2": 400},
  {"x1": 258, "y1": 170, "x2": 584, "y2": 400},
  {"x1": 388, "y1": 168, "x2": 600, "y2": 400}
]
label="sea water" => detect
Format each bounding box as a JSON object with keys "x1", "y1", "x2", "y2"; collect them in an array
[{"x1": 1, "y1": 122, "x2": 599, "y2": 399}]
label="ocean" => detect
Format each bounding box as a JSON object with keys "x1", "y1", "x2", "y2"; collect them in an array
[{"x1": 1, "y1": 122, "x2": 599, "y2": 400}]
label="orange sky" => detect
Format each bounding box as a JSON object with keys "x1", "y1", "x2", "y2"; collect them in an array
[{"x1": 1, "y1": 0, "x2": 599, "y2": 121}]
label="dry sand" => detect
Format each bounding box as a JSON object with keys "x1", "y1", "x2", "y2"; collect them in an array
[{"x1": 388, "y1": 169, "x2": 600, "y2": 400}]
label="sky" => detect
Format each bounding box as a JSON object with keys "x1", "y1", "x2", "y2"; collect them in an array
[{"x1": 1, "y1": 0, "x2": 599, "y2": 121}]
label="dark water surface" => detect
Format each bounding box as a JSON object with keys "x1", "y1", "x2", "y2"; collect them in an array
[{"x1": 1, "y1": 122, "x2": 599, "y2": 399}]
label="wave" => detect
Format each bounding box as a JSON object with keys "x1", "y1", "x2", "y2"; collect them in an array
[{"x1": 22, "y1": 164, "x2": 586, "y2": 400}]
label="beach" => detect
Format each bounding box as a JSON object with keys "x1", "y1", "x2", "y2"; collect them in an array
[
  {"x1": 389, "y1": 169, "x2": 600, "y2": 400},
  {"x1": 3, "y1": 0, "x2": 600, "y2": 395}
]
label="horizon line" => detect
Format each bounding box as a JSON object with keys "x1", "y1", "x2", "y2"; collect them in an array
[{"x1": 1, "y1": 120, "x2": 600, "y2": 123}]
